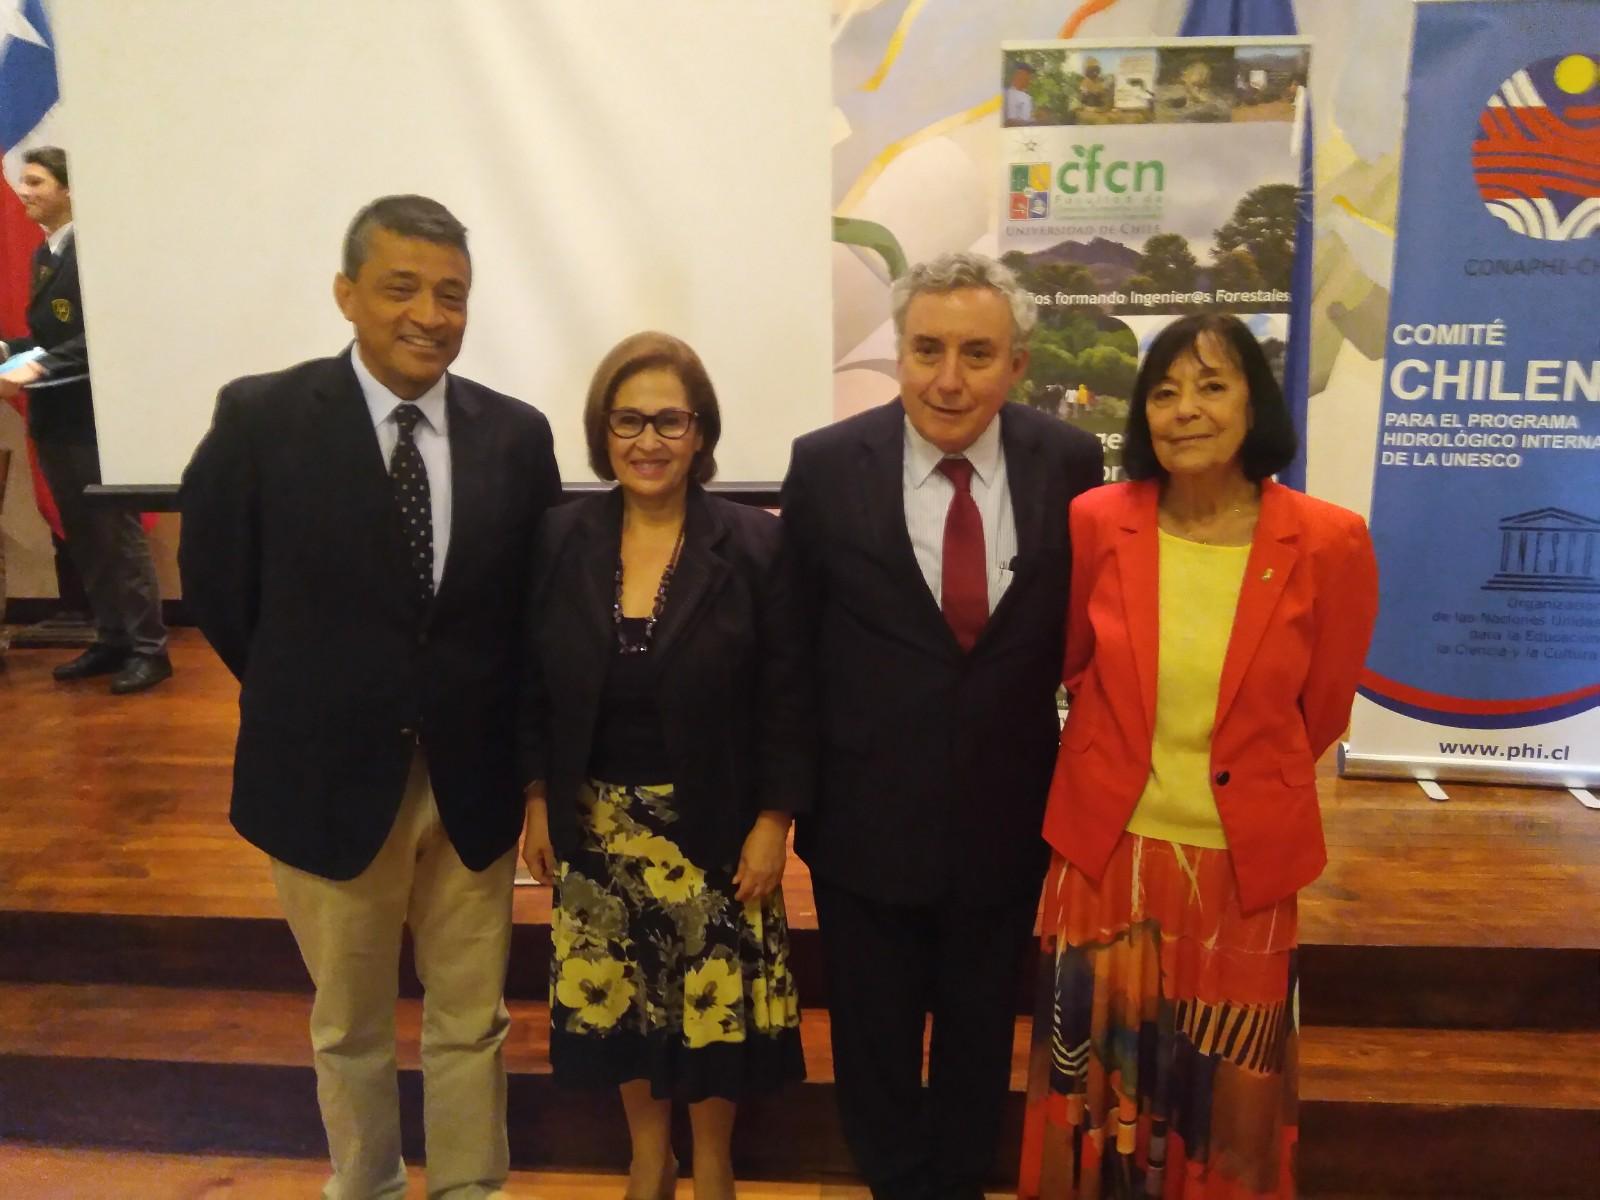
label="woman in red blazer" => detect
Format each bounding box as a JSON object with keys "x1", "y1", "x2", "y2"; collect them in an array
[{"x1": 1018, "y1": 315, "x2": 1378, "y2": 1200}]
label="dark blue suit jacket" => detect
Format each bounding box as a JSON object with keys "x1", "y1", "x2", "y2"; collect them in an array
[
  {"x1": 780, "y1": 399, "x2": 1103, "y2": 904},
  {"x1": 179, "y1": 351, "x2": 561, "y2": 879}
]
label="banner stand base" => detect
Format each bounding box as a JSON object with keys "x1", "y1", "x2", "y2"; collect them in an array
[
  {"x1": 1338, "y1": 742, "x2": 1600, "y2": 790},
  {"x1": 1573, "y1": 788, "x2": 1600, "y2": 811}
]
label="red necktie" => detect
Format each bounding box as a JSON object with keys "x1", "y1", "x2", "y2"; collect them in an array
[{"x1": 937, "y1": 457, "x2": 988, "y2": 651}]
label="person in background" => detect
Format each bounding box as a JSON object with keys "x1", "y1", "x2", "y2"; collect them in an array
[
  {"x1": 1005, "y1": 61, "x2": 1037, "y2": 124},
  {"x1": 1018, "y1": 313, "x2": 1379, "y2": 1199},
  {"x1": 0, "y1": 146, "x2": 169, "y2": 692},
  {"x1": 180, "y1": 194, "x2": 561, "y2": 1200},
  {"x1": 780, "y1": 252, "x2": 1103, "y2": 1200},
  {"x1": 520, "y1": 331, "x2": 810, "y2": 1200}
]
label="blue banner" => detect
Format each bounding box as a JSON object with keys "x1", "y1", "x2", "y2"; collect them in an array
[{"x1": 1347, "y1": 1, "x2": 1600, "y2": 786}]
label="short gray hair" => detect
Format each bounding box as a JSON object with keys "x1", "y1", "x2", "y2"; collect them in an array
[
  {"x1": 342, "y1": 194, "x2": 470, "y2": 279},
  {"x1": 890, "y1": 251, "x2": 1037, "y2": 348}
]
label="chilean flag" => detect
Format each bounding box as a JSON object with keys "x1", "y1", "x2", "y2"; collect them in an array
[
  {"x1": 1181, "y1": 0, "x2": 1312, "y2": 493},
  {"x1": 1, "y1": 0, "x2": 66, "y2": 536}
]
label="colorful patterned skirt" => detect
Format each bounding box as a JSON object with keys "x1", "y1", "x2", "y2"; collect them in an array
[
  {"x1": 1018, "y1": 834, "x2": 1300, "y2": 1200},
  {"x1": 549, "y1": 780, "x2": 804, "y2": 1102}
]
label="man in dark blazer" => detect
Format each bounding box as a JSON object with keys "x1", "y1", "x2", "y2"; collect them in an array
[
  {"x1": 179, "y1": 194, "x2": 560, "y2": 1200},
  {"x1": 0, "y1": 146, "x2": 169, "y2": 692},
  {"x1": 780, "y1": 252, "x2": 1102, "y2": 1200}
]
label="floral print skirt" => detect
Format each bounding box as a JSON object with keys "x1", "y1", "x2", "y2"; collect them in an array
[{"x1": 549, "y1": 779, "x2": 805, "y2": 1102}]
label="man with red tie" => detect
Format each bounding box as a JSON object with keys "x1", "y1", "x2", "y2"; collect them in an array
[{"x1": 780, "y1": 252, "x2": 1102, "y2": 1200}]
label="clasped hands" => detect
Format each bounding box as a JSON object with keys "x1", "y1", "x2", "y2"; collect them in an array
[{"x1": 519, "y1": 782, "x2": 790, "y2": 904}]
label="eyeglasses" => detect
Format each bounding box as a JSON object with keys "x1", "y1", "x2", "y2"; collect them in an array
[{"x1": 607, "y1": 408, "x2": 697, "y2": 439}]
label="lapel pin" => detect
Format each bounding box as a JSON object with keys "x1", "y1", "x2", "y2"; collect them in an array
[{"x1": 1261, "y1": 568, "x2": 1274, "y2": 581}]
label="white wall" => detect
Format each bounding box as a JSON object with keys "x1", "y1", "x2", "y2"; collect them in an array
[{"x1": 48, "y1": 0, "x2": 833, "y2": 486}]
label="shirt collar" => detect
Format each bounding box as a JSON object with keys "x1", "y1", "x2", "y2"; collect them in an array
[
  {"x1": 349, "y1": 342, "x2": 448, "y2": 434},
  {"x1": 904, "y1": 405, "x2": 1004, "y2": 488},
  {"x1": 47, "y1": 222, "x2": 74, "y2": 257}
]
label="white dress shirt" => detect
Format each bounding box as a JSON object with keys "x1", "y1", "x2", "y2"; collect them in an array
[
  {"x1": 351, "y1": 345, "x2": 452, "y2": 589},
  {"x1": 903, "y1": 414, "x2": 1018, "y2": 614},
  {"x1": 1004, "y1": 86, "x2": 1034, "y2": 123},
  {"x1": 47, "y1": 221, "x2": 74, "y2": 257}
]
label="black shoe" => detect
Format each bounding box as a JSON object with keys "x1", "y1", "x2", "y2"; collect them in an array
[
  {"x1": 109, "y1": 653, "x2": 173, "y2": 695},
  {"x1": 53, "y1": 643, "x2": 131, "y2": 681}
]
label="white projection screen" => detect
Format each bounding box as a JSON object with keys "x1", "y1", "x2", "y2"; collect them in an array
[{"x1": 47, "y1": 0, "x2": 832, "y2": 486}]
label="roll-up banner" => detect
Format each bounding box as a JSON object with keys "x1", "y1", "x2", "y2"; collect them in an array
[
  {"x1": 1345, "y1": 0, "x2": 1600, "y2": 788},
  {"x1": 998, "y1": 37, "x2": 1309, "y2": 482}
]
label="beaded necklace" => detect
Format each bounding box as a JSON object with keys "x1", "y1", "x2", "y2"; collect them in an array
[{"x1": 613, "y1": 522, "x2": 686, "y2": 654}]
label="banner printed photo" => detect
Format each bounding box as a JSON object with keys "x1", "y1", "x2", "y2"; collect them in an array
[{"x1": 999, "y1": 37, "x2": 1309, "y2": 480}]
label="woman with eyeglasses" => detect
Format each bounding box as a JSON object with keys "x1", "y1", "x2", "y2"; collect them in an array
[{"x1": 518, "y1": 331, "x2": 811, "y2": 1200}]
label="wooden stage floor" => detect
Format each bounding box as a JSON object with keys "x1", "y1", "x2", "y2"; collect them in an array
[
  {"x1": 2, "y1": 630, "x2": 1595, "y2": 946},
  {"x1": 2, "y1": 631, "x2": 1597, "y2": 1196}
]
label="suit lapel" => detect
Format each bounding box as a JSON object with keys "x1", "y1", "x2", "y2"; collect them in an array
[
  {"x1": 1214, "y1": 481, "x2": 1300, "y2": 729},
  {"x1": 315, "y1": 354, "x2": 415, "y2": 621},
  {"x1": 30, "y1": 242, "x2": 54, "y2": 302},
  {"x1": 1000, "y1": 404, "x2": 1046, "y2": 557},
  {"x1": 317, "y1": 351, "x2": 393, "y2": 487},
  {"x1": 980, "y1": 405, "x2": 1045, "y2": 639},
  {"x1": 561, "y1": 488, "x2": 730, "y2": 663},
  {"x1": 563, "y1": 490, "x2": 625, "y2": 662},
  {"x1": 860, "y1": 401, "x2": 961, "y2": 656},
  {"x1": 1113, "y1": 483, "x2": 1161, "y2": 743},
  {"x1": 653, "y1": 489, "x2": 731, "y2": 659},
  {"x1": 537, "y1": 492, "x2": 623, "y2": 747},
  {"x1": 433, "y1": 377, "x2": 484, "y2": 613},
  {"x1": 28, "y1": 235, "x2": 66, "y2": 314}
]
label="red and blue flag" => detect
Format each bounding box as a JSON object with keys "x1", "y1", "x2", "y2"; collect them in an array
[{"x1": 1, "y1": 0, "x2": 68, "y2": 536}]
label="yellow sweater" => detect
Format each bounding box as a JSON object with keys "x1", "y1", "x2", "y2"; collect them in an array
[{"x1": 1125, "y1": 529, "x2": 1249, "y2": 849}]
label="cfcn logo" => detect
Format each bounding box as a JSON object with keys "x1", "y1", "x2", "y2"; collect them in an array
[{"x1": 1055, "y1": 143, "x2": 1164, "y2": 195}]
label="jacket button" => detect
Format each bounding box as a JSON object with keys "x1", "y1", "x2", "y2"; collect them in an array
[{"x1": 1214, "y1": 770, "x2": 1231, "y2": 786}]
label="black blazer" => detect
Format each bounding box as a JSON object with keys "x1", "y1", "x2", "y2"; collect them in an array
[
  {"x1": 780, "y1": 399, "x2": 1103, "y2": 905},
  {"x1": 519, "y1": 487, "x2": 814, "y2": 873},
  {"x1": 179, "y1": 351, "x2": 562, "y2": 880},
  {"x1": 11, "y1": 233, "x2": 95, "y2": 443}
]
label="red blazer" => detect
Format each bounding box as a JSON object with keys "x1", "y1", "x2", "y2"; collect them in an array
[{"x1": 1042, "y1": 480, "x2": 1379, "y2": 913}]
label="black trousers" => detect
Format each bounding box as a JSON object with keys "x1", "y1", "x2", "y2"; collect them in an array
[
  {"x1": 34, "y1": 438, "x2": 166, "y2": 656},
  {"x1": 813, "y1": 878, "x2": 1040, "y2": 1200}
]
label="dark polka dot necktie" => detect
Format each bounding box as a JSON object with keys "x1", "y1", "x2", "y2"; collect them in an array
[{"x1": 389, "y1": 403, "x2": 434, "y2": 612}]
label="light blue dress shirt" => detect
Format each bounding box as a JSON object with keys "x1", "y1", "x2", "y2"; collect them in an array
[{"x1": 350, "y1": 345, "x2": 452, "y2": 590}]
